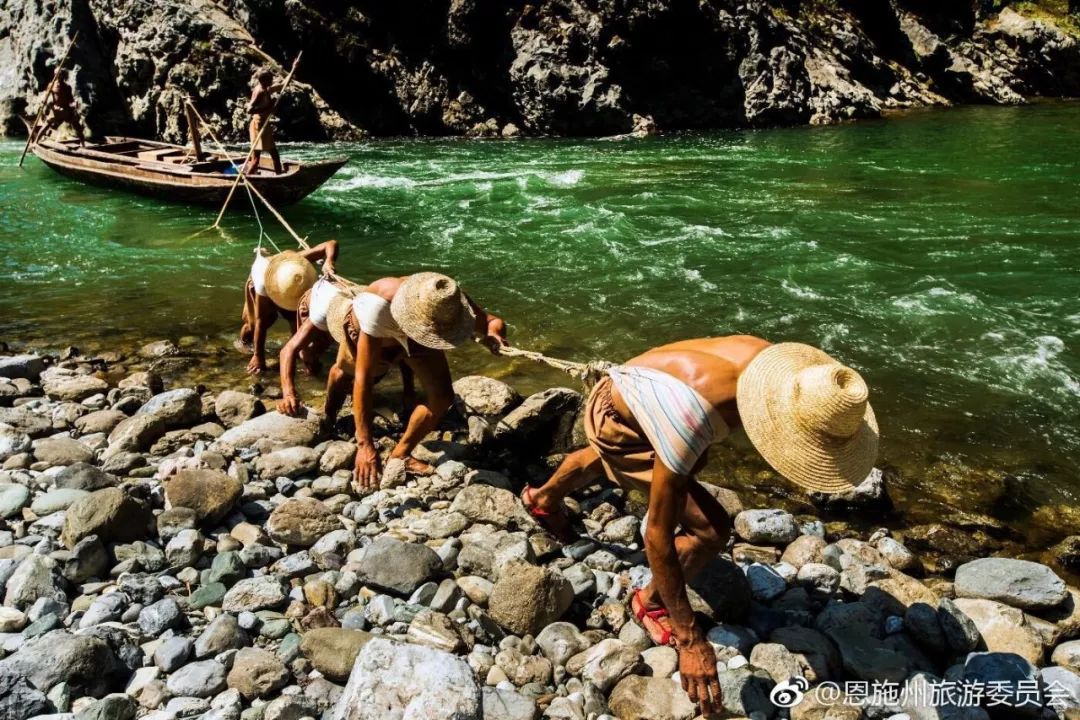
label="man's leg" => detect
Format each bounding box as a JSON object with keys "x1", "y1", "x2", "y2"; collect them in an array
[
  {"x1": 638, "y1": 479, "x2": 732, "y2": 610},
  {"x1": 247, "y1": 295, "x2": 278, "y2": 375},
  {"x1": 322, "y1": 360, "x2": 352, "y2": 429},
  {"x1": 391, "y1": 353, "x2": 453, "y2": 473},
  {"x1": 270, "y1": 148, "x2": 283, "y2": 175},
  {"x1": 244, "y1": 150, "x2": 262, "y2": 175},
  {"x1": 239, "y1": 279, "x2": 256, "y2": 347},
  {"x1": 300, "y1": 331, "x2": 331, "y2": 377},
  {"x1": 530, "y1": 447, "x2": 604, "y2": 512}
]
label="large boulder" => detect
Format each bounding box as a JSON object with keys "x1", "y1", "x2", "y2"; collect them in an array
[
  {"x1": 106, "y1": 414, "x2": 168, "y2": 454},
  {"x1": 214, "y1": 390, "x2": 264, "y2": 428},
  {"x1": 493, "y1": 387, "x2": 583, "y2": 454},
  {"x1": 608, "y1": 674, "x2": 696, "y2": 720},
  {"x1": 213, "y1": 412, "x2": 319, "y2": 453},
  {"x1": 40, "y1": 368, "x2": 108, "y2": 401},
  {"x1": 489, "y1": 559, "x2": 573, "y2": 636},
  {"x1": 0, "y1": 354, "x2": 46, "y2": 381},
  {"x1": 954, "y1": 558, "x2": 1068, "y2": 611},
  {"x1": 0, "y1": 630, "x2": 122, "y2": 697},
  {"x1": 61, "y1": 487, "x2": 152, "y2": 548},
  {"x1": 453, "y1": 376, "x2": 521, "y2": 417},
  {"x1": 449, "y1": 484, "x2": 535, "y2": 530},
  {"x1": 331, "y1": 637, "x2": 481, "y2": 720},
  {"x1": 952, "y1": 598, "x2": 1046, "y2": 665},
  {"x1": 164, "y1": 469, "x2": 243, "y2": 525},
  {"x1": 353, "y1": 537, "x2": 442, "y2": 596},
  {"x1": 266, "y1": 497, "x2": 342, "y2": 547},
  {"x1": 0, "y1": 670, "x2": 50, "y2": 720},
  {"x1": 137, "y1": 388, "x2": 202, "y2": 427},
  {"x1": 300, "y1": 627, "x2": 373, "y2": 681}
]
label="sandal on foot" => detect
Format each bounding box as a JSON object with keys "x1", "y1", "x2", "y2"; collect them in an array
[
  {"x1": 629, "y1": 588, "x2": 675, "y2": 646},
  {"x1": 521, "y1": 486, "x2": 578, "y2": 543}
]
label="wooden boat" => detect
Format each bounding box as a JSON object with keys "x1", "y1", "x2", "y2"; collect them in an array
[{"x1": 30, "y1": 136, "x2": 347, "y2": 207}]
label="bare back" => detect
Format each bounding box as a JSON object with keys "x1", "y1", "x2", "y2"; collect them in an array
[{"x1": 612, "y1": 335, "x2": 770, "y2": 430}]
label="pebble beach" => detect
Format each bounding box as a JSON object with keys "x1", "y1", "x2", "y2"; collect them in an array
[{"x1": 2, "y1": 341, "x2": 1080, "y2": 720}]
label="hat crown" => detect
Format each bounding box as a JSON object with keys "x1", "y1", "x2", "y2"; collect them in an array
[
  {"x1": 417, "y1": 274, "x2": 464, "y2": 327},
  {"x1": 792, "y1": 364, "x2": 869, "y2": 439}
]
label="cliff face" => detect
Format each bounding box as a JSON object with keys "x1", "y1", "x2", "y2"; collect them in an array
[{"x1": 2, "y1": 0, "x2": 1078, "y2": 142}]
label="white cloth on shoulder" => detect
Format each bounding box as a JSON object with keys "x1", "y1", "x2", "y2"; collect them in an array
[
  {"x1": 352, "y1": 292, "x2": 409, "y2": 352},
  {"x1": 308, "y1": 278, "x2": 341, "y2": 331},
  {"x1": 250, "y1": 251, "x2": 270, "y2": 297}
]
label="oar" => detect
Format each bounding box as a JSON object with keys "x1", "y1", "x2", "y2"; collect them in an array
[
  {"x1": 19, "y1": 32, "x2": 80, "y2": 167},
  {"x1": 212, "y1": 52, "x2": 302, "y2": 227}
]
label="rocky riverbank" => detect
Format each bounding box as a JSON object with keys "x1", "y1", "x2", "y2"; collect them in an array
[
  {"x1": 1, "y1": 1, "x2": 1079, "y2": 141},
  {"x1": 3, "y1": 345, "x2": 1080, "y2": 720}
]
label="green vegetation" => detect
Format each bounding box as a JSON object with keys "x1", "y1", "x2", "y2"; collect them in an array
[{"x1": 998, "y1": 0, "x2": 1080, "y2": 34}]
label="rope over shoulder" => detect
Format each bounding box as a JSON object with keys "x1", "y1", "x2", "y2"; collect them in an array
[{"x1": 491, "y1": 344, "x2": 614, "y2": 390}]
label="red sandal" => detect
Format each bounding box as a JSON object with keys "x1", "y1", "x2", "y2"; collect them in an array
[
  {"x1": 629, "y1": 588, "x2": 675, "y2": 646},
  {"x1": 520, "y1": 486, "x2": 578, "y2": 543}
]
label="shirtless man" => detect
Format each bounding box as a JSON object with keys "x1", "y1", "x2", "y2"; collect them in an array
[
  {"x1": 42, "y1": 69, "x2": 85, "y2": 144},
  {"x1": 278, "y1": 272, "x2": 507, "y2": 487},
  {"x1": 239, "y1": 240, "x2": 338, "y2": 375},
  {"x1": 521, "y1": 337, "x2": 879, "y2": 716},
  {"x1": 245, "y1": 68, "x2": 283, "y2": 175}
]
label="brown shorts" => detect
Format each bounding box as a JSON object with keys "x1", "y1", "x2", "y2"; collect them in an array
[
  {"x1": 249, "y1": 116, "x2": 276, "y2": 152},
  {"x1": 584, "y1": 376, "x2": 655, "y2": 496}
]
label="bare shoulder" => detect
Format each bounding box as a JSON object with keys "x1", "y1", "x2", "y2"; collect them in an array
[{"x1": 366, "y1": 276, "x2": 403, "y2": 302}]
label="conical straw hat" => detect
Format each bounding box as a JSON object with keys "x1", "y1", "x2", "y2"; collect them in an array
[
  {"x1": 390, "y1": 272, "x2": 476, "y2": 350},
  {"x1": 264, "y1": 251, "x2": 317, "y2": 311},
  {"x1": 326, "y1": 294, "x2": 354, "y2": 348},
  {"x1": 736, "y1": 343, "x2": 879, "y2": 494}
]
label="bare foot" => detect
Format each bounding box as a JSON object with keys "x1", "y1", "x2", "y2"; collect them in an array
[
  {"x1": 402, "y1": 457, "x2": 436, "y2": 476},
  {"x1": 521, "y1": 486, "x2": 578, "y2": 543},
  {"x1": 234, "y1": 338, "x2": 254, "y2": 354},
  {"x1": 246, "y1": 355, "x2": 265, "y2": 375}
]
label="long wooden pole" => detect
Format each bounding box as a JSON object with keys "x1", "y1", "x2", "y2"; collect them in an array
[
  {"x1": 212, "y1": 53, "x2": 301, "y2": 226},
  {"x1": 19, "y1": 32, "x2": 80, "y2": 167}
]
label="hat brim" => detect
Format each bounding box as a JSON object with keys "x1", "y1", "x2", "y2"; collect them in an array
[
  {"x1": 736, "y1": 343, "x2": 879, "y2": 494},
  {"x1": 264, "y1": 252, "x2": 317, "y2": 311},
  {"x1": 390, "y1": 276, "x2": 476, "y2": 350}
]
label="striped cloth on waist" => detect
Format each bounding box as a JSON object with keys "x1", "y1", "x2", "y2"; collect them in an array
[{"x1": 607, "y1": 365, "x2": 728, "y2": 476}]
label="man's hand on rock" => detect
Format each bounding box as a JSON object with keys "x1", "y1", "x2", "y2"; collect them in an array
[
  {"x1": 678, "y1": 634, "x2": 722, "y2": 717},
  {"x1": 353, "y1": 441, "x2": 381, "y2": 493},
  {"x1": 276, "y1": 393, "x2": 302, "y2": 417}
]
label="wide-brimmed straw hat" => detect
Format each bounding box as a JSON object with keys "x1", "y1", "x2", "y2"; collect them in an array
[
  {"x1": 390, "y1": 272, "x2": 476, "y2": 350},
  {"x1": 736, "y1": 343, "x2": 879, "y2": 494},
  {"x1": 325, "y1": 294, "x2": 354, "y2": 347},
  {"x1": 264, "y1": 251, "x2": 317, "y2": 311}
]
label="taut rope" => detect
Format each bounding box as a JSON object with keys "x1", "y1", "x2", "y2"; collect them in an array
[{"x1": 491, "y1": 344, "x2": 614, "y2": 389}]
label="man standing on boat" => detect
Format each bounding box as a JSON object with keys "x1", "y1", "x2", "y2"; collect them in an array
[
  {"x1": 244, "y1": 68, "x2": 283, "y2": 175},
  {"x1": 277, "y1": 272, "x2": 507, "y2": 488},
  {"x1": 519, "y1": 336, "x2": 879, "y2": 717},
  {"x1": 239, "y1": 240, "x2": 339, "y2": 374},
  {"x1": 41, "y1": 69, "x2": 85, "y2": 145}
]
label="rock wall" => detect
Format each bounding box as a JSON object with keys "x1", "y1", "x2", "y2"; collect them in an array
[{"x1": 1, "y1": 0, "x2": 1078, "y2": 141}]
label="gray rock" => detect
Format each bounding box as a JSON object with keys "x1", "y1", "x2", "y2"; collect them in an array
[
  {"x1": 453, "y1": 376, "x2": 521, "y2": 417},
  {"x1": 746, "y1": 562, "x2": 788, "y2": 602},
  {"x1": 962, "y1": 651, "x2": 1042, "y2": 718},
  {"x1": 0, "y1": 482, "x2": 30, "y2": 518},
  {"x1": 938, "y1": 597, "x2": 980, "y2": 654},
  {"x1": 565, "y1": 638, "x2": 640, "y2": 693},
  {"x1": 63, "y1": 535, "x2": 109, "y2": 583},
  {"x1": 0, "y1": 354, "x2": 46, "y2": 381},
  {"x1": 492, "y1": 387, "x2": 583, "y2": 454},
  {"x1": 608, "y1": 674, "x2": 695, "y2": 720},
  {"x1": 214, "y1": 391, "x2": 264, "y2": 428},
  {"x1": 489, "y1": 559, "x2": 573, "y2": 636},
  {"x1": 164, "y1": 528, "x2": 203, "y2": 568},
  {"x1": 0, "y1": 425, "x2": 32, "y2": 462},
  {"x1": 138, "y1": 598, "x2": 184, "y2": 636},
  {"x1": 266, "y1": 497, "x2": 341, "y2": 547},
  {"x1": 954, "y1": 558, "x2": 1068, "y2": 611},
  {"x1": 4, "y1": 554, "x2": 62, "y2": 609},
  {"x1": 75, "y1": 693, "x2": 136, "y2": 720},
  {"x1": 734, "y1": 509, "x2": 798, "y2": 544},
  {"x1": 61, "y1": 487, "x2": 152, "y2": 548},
  {"x1": 449, "y1": 484, "x2": 535, "y2": 530},
  {"x1": 79, "y1": 592, "x2": 127, "y2": 629},
  {"x1": 154, "y1": 636, "x2": 193, "y2": 672},
  {"x1": 0, "y1": 407, "x2": 52, "y2": 437},
  {"x1": 106, "y1": 414, "x2": 168, "y2": 454},
  {"x1": 213, "y1": 412, "x2": 319, "y2": 453},
  {"x1": 904, "y1": 602, "x2": 948, "y2": 655},
  {"x1": 256, "y1": 446, "x2": 321, "y2": 479},
  {"x1": 31, "y1": 488, "x2": 89, "y2": 515},
  {"x1": 33, "y1": 436, "x2": 94, "y2": 466},
  {"x1": 1040, "y1": 666, "x2": 1080, "y2": 716},
  {"x1": 0, "y1": 669, "x2": 51, "y2": 720},
  {"x1": 536, "y1": 622, "x2": 592, "y2": 666},
  {"x1": 353, "y1": 537, "x2": 442, "y2": 596},
  {"x1": 54, "y1": 463, "x2": 116, "y2": 491},
  {"x1": 331, "y1": 637, "x2": 481, "y2": 720},
  {"x1": 41, "y1": 369, "x2": 108, "y2": 402},
  {"x1": 166, "y1": 659, "x2": 227, "y2": 698},
  {"x1": 194, "y1": 613, "x2": 249, "y2": 657},
  {"x1": 300, "y1": 627, "x2": 372, "y2": 682},
  {"x1": 0, "y1": 630, "x2": 120, "y2": 696},
  {"x1": 137, "y1": 389, "x2": 201, "y2": 427},
  {"x1": 481, "y1": 687, "x2": 538, "y2": 720},
  {"x1": 222, "y1": 576, "x2": 287, "y2": 613},
  {"x1": 716, "y1": 666, "x2": 775, "y2": 718},
  {"x1": 74, "y1": 409, "x2": 128, "y2": 435}
]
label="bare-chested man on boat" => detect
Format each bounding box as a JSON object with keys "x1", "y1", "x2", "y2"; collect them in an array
[
  {"x1": 244, "y1": 68, "x2": 283, "y2": 175},
  {"x1": 42, "y1": 69, "x2": 85, "y2": 144}
]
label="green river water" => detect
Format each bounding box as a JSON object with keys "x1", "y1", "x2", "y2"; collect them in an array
[{"x1": 1, "y1": 103, "x2": 1078, "y2": 549}]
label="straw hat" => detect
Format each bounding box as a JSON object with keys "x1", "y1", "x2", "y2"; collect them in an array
[
  {"x1": 736, "y1": 343, "x2": 879, "y2": 494},
  {"x1": 264, "y1": 251, "x2": 317, "y2": 311},
  {"x1": 390, "y1": 272, "x2": 476, "y2": 350},
  {"x1": 325, "y1": 294, "x2": 354, "y2": 348}
]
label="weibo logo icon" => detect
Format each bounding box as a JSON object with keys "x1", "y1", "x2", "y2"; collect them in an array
[{"x1": 769, "y1": 676, "x2": 810, "y2": 708}]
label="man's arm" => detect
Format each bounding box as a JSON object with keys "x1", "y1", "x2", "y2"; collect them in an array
[
  {"x1": 463, "y1": 293, "x2": 508, "y2": 353},
  {"x1": 277, "y1": 320, "x2": 320, "y2": 415},
  {"x1": 299, "y1": 240, "x2": 339, "y2": 277},
  {"x1": 645, "y1": 461, "x2": 722, "y2": 716},
  {"x1": 351, "y1": 331, "x2": 381, "y2": 491}
]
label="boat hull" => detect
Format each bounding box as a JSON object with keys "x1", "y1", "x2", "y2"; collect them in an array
[{"x1": 31, "y1": 138, "x2": 346, "y2": 207}]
